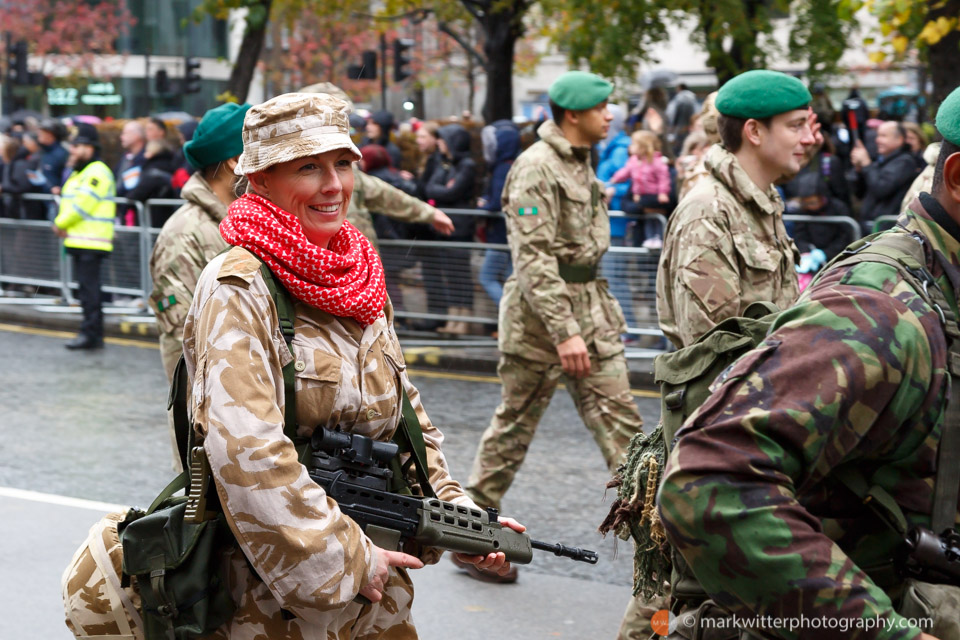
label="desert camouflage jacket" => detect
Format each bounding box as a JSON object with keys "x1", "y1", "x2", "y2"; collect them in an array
[
  {"x1": 149, "y1": 172, "x2": 230, "y2": 381},
  {"x1": 348, "y1": 167, "x2": 439, "y2": 247},
  {"x1": 656, "y1": 144, "x2": 800, "y2": 348},
  {"x1": 658, "y1": 198, "x2": 960, "y2": 640},
  {"x1": 181, "y1": 247, "x2": 472, "y2": 637},
  {"x1": 498, "y1": 119, "x2": 625, "y2": 363}
]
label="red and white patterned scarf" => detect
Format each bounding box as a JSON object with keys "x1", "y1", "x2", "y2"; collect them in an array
[{"x1": 219, "y1": 193, "x2": 386, "y2": 325}]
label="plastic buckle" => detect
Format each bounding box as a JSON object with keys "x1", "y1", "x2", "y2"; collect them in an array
[{"x1": 843, "y1": 240, "x2": 872, "y2": 255}]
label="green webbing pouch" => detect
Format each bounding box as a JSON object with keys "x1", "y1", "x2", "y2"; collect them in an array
[{"x1": 119, "y1": 472, "x2": 235, "y2": 640}]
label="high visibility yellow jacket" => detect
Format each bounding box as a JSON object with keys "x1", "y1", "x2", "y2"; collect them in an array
[{"x1": 54, "y1": 160, "x2": 116, "y2": 252}]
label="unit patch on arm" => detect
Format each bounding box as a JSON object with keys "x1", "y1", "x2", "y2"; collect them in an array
[{"x1": 156, "y1": 295, "x2": 177, "y2": 312}]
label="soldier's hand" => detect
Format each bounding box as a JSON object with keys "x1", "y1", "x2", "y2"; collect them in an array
[
  {"x1": 431, "y1": 210, "x2": 455, "y2": 235},
  {"x1": 454, "y1": 516, "x2": 525, "y2": 577},
  {"x1": 919, "y1": 635, "x2": 941, "y2": 640},
  {"x1": 360, "y1": 546, "x2": 424, "y2": 603},
  {"x1": 557, "y1": 334, "x2": 591, "y2": 378}
]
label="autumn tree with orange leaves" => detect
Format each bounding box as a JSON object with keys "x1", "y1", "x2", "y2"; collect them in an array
[{"x1": 0, "y1": 0, "x2": 136, "y2": 81}]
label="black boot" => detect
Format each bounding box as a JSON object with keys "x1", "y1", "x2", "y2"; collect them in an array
[{"x1": 65, "y1": 335, "x2": 104, "y2": 350}]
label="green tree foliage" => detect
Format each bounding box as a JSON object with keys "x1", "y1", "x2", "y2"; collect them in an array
[{"x1": 539, "y1": 0, "x2": 855, "y2": 86}]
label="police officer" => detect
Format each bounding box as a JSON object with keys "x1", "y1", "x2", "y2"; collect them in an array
[
  {"x1": 657, "y1": 69, "x2": 817, "y2": 349},
  {"x1": 655, "y1": 87, "x2": 960, "y2": 640},
  {"x1": 53, "y1": 123, "x2": 116, "y2": 350},
  {"x1": 149, "y1": 102, "x2": 251, "y2": 382},
  {"x1": 460, "y1": 71, "x2": 643, "y2": 581}
]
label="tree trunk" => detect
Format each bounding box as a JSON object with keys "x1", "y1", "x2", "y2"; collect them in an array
[
  {"x1": 927, "y1": 0, "x2": 960, "y2": 111},
  {"x1": 226, "y1": 0, "x2": 273, "y2": 103},
  {"x1": 479, "y1": 1, "x2": 524, "y2": 123}
]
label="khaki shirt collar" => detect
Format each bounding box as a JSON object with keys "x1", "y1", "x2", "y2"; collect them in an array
[
  {"x1": 181, "y1": 172, "x2": 229, "y2": 223},
  {"x1": 538, "y1": 120, "x2": 592, "y2": 163},
  {"x1": 705, "y1": 144, "x2": 783, "y2": 217}
]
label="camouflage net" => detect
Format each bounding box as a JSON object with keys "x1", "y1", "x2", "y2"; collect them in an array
[{"x1": 599, "y1": 423, "x2": 671, "y2": 599}]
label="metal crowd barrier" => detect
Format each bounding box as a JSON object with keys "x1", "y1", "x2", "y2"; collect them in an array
[{"x1": 0, "y1": 196, "x2": 861, "y2": 348}]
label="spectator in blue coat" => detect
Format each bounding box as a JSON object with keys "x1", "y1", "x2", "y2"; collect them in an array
[
  {"x1": 596, "y1": 104, "x2": 638, "y2": 332},
  {"x1": 477, "y1": 119, "x2": 520, "y2": 308}
]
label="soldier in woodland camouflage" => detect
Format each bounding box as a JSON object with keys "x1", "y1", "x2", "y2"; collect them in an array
[
  {"x1": 461, "y1": 71, "x2": 643, "y2": 582},
  {"x1": 656, "y1": 90, "x2": 960, "y2": 639}
]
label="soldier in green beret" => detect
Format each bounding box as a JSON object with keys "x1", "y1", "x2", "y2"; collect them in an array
[
  {"x1": 657, "y1": 69, "x2": 817, "y2": 349},
  {"x1": 456, "y1": 70, "x2": 644, "y2": 582},
  {"x1": 654, "y1": 86, "x2": 960, "y2": 640},
  {"x1": 148, "y1": 102, "x2": 251, "y2": 469}
]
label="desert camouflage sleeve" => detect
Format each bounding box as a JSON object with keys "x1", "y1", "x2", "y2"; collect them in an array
[
  {"x1": 657, "y1": 263, "x2": 943, "y2": 640},
  {"x1": 504, "y1": 163, "x2": 581, "y2": 345},
  {"x1": 360, "y1": 171, "x2": 439, "y2": 224},
  {"x1": 190, "y1": 276, "x2": 378, "y2": 622}
]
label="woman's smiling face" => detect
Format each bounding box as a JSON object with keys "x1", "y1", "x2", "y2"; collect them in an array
[{"x1": 251, "y1": 149, "x2": 356, "y2": 249}]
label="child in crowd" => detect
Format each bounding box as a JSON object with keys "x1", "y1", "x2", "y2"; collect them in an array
[{"x1": 606, "y1": 130, "x2": 670, "y2": 248}]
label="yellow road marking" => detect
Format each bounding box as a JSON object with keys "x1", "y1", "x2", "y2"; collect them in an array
[
  {"x1": 0, "y1": 322, "x2": 157, "y2": 349},
  {"x1": 0, "y1": 323, "x2": 661, "y2": 397},
  {"x1": 405, "y1": 367, "x2": 660, "y2": 398}
]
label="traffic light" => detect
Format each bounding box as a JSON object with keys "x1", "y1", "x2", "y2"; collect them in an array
[
  {"x1": 347, "y1": 50, "x2": 378, "y2": 81},
  {"x1": 184, "y1": 57, "x2": 201, "y2": 94},
  {"x1": 393, "y1": 38, "x2": 413, "y2": 83},
  {"x1": 6, "y1": 39, "x2": 27, "y2": 85},
  {"x1": 154, "y1": 68, "x2": 170, "y2": 94}
]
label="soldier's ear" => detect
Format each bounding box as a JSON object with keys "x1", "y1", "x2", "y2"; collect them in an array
[
  {"x1": 942, "y1": 151, "x2": 960, "y2": 206},
  {"x1": 246, "y1": 170, "x2": 269, "y2": 196},
  {"x1": 742, "y1": 119, "x2": 764, "y2": 147}
]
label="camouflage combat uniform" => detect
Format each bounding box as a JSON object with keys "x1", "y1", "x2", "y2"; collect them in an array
[
  {"x1": 180, "y1": 246, "x2": 473, "y2": 638},
  {"x1": 658, "y1": 199, "x2": 960, "y2": 640},
  {"x1": 348, "y1": 167, "x2": 441, "y2": 247},
  {"x1": 657, "y1": 144, "x2": 800, "y2": 348},
  {"x1": 901, "y1": 142, "x2": 940, "y2": 214},
  {"x1": 465, "y1": 119, "x2": 643, "y2": 511},
  {"x1": 149, "y1": 172, "x2": 230, "y2": 382}
]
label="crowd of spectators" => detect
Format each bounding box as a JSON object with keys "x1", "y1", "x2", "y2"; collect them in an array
[{"x1": 0, "y1": 83, "x2": 942, "y2": 337}]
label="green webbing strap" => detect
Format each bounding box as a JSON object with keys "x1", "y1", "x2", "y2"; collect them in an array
[
  {"x1": 146, "y1": 471, "x2": 188, "y2": 515},
  {"x1": 258, "y1": 262, "x2": 301, "y2": 452},
  {"x1": 392, "y1": 388, "x2": 435, "y2": 498}
]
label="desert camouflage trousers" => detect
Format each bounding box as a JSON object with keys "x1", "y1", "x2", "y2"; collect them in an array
[{"x1": 465, "y1": 352, "x2": 642, "y2": 511}]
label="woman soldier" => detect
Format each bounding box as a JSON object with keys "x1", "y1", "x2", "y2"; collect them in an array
[{"x1": 182, "y1": 93, "x2": 521, "y2": 637}]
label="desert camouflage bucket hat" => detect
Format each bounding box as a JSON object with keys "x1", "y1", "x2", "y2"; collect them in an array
[{"x1": 234, "y1": 92, "x2": 362, "y2": 175}]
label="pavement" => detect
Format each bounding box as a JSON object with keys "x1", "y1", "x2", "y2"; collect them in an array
[{"x1": 0, "y1": 293, "x2": 663, "y2": 388}]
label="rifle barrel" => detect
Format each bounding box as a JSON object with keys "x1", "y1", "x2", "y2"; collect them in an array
[{"x1": 531, "y1": 540, "x2": 599, "y2": 564}]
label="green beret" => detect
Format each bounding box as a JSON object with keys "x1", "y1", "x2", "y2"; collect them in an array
[
  {"x1": 715, "y1": 70, "x2": 811, "y2": 119},
  {"x1": 936, "y1": 86, "x2": 960, "y2": 147},
  {"x1": 183, "y1": 102, "x2": 251, "y2": 170},
  {"x1": 548, "y1": 71, "x2": 613, "y2": 111}
]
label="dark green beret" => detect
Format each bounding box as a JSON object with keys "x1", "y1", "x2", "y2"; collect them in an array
[
  {"x1": 936, "y1": 86, "x2": 960, "y2": 147},
  {"x1": 715, "y1": 70, "x2": 812, "y2": 119},
  {"x1": 548, "y1": 71, "x2": 613, "y2": 111},
  {"x1": 183, "y1": 102, "x2": 251, "y2": 170}
]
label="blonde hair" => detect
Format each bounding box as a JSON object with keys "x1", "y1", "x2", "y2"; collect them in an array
[
  {"x1": 680, "y1": 130, "x2": 709, "y2": 157},
  {"x1": 630, "y1": 130, "x2": 659, "y2": 161}
]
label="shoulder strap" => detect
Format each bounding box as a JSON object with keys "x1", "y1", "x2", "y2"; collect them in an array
[
  {"x1": 821, "y1": 229, "x2": 960, "y2": 535},
  {"x1": 257, "y1": 262, "x2": 301, "y2": 452},
  {"x1": 167, "y1": 257, "x2": 302, "y2": 466},
  {"x1": 391, "y1": 388, "x2": 436, "y2": 498}
]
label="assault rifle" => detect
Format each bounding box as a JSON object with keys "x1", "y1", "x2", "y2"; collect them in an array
[
  {"x1": 900, "y1": 526, "x2": 960, "y2": 585},
  {"x1": 307, "y1": 427, "x2": 599, "y2": 565}
]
